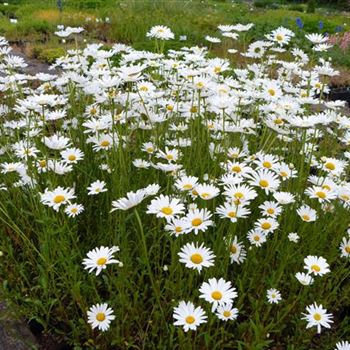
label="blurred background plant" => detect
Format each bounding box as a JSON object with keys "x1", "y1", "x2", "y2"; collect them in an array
[{"x1": 0, "y1": 0, "x2": 349, "y2": 80}]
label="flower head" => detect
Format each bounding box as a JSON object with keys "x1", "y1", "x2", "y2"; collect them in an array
[{"x1": 87, "y1": 303, "x2": 115, "y2": 331}]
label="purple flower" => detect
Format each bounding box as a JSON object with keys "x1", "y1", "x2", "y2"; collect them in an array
[
  {"x1": 296, "y1": 17, "x2": 303, "y2": 29},
  {"x1": 335, "y1": 25, "x2": 344, "y2": 33}
]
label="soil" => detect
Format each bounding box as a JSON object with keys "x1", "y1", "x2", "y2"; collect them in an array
[{"x1": 10, "y1": 45, "x2": 55, "y2": 76}]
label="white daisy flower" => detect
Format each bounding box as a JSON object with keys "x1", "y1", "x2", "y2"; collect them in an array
[
  {"x1": 87, "y1": 180, "x2": 108, "y2": 195},
  {"x1": 335, "y1": 341, "x2": 350, "y2": 350},
  {"x1": 216, "y1": 303, "x2": 238, "y2": 321},
  {"x1": 40, "y1": 186, "x2": 76, "y2": 212},
  {"x1": 226, "y1": 236, "x2": 246, "y2": 264},
  {"x1": 60, "y1": 148, "x2": 84, "y2": 164},
  {"x1": 295, "y1": 272, "x2": 314, "y2": 286},
  {"x1": 340, "y1": 237, "x2": 350, "y2": 258},
  {"x1": 247, "y1": 169, "x2": 280, "y2": 194},
  {"x1": 266, "y1": 288, "x2": 282, "y2": 304},
  {"x1": 199, "y1": 277, "x2": 237, "y2": 312},
  {"x1": 297, "y1": 205, "x2": 317, "y2": 222},
  {"x1": 301, "y1": 302, "x2": 333, "y2": 334},
  {"x1": 111, "y1": 190, "x2": 146, "y2": 211},
  {"x1": 82, "y1": 246, "x2": 120, "y2": 276},
  {"x1": 216, "y1": 202, "x2": 251, "y2": 223},
  {"x1": 303, "y1": 256, "x2": 330, "y2": 276},
  {"x1": 147, "y1": 194, "x2": 185, "y2": 221},
  {"x1": 173, "y1": 301, "x2": 207, "y2": 332},
  {"x1": 64, "y1": 203, "x2": 84, "y2": 217},
  {"x1": 288, "y1": 232, "x2": 300, "y2": 243},
  {"x1": 146, "y1": 25, "x2": 174, "y2": 40},
  {"x1": 178, "y1": 242, "x2": 215, "y2": 272},
  {"x1": 87, "y1": 303, "x2": 115, "y2": 331},
  {"x1": 185, "y1": 208, "x2": 214, "y2": 234},
  {"x1": 247, "y1": 229, "x2": 267, "y2": 247}
]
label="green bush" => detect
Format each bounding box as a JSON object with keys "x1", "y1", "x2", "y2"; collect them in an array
[
  {"x1": 329, "y1": 46, "x2": 350, "y2": 70},
  {"x1": 254, "y1": 0, "x2": 281, "y2": 9},
  {"x1": 37, "y1": 47, "x2": 66, "y2": 63},
  {"x1": 0, "y1": 4, "x2": 18, "y2": 17},
  {"x1": 287, "y1": 4, "x2": 305, "y2": 12},
  {"x1": 306, "y1": 0, "x2": 316, "y2": 13}
]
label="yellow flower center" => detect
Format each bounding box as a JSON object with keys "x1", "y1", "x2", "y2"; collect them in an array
[
  {"x1": 325, "y1": 162, "x2": 335, "y2": 170},
  {"x1": 100, "y1": 140, "x2": 110, "y2": 147},
  {"x1": 175, "y1": 226, "x2": 182, "y2": 234},
  {"x1": 96, "y1": 312, "x2": 106, "y2": 322},
  {"x1": 232, "y1": 166, "x2": 241, "y2": 173},
  {"x1": 259, "y1": 180, "x2": 269, "y2": 188},
  {"x1": 311, "y1": 264, "x2": 321, "y2": 272},
  {"x1": 322, "y1": 185, "x2": 331, "y2": 191},
  {"x1": 345, "y1": 246, "x2": 350, "y2": 253},
  {"x1": 313, "y1": 313, "x2": 321, "y2": 321},
  {"x1": 183, "y1": 184, "x2": 193, "y2": 190},
  {"x1": 53, "y1": 195, "x2": 65, "y2": 204},
  {"x1": 201, "y1": 193, "x2": 210, "y2": 199},
  {"x1": 39, "y1": 160, "x2": 46, "y2": 167},
  {"x1": 211, "y1": 291, "x2": 223, "y2": 300},
  {"x1": 190, "y1": 106, "x2": 198, "y2": 113},
  {"x1": 223, "y1": 310, "x2": 231, "y2": 317},
  {"x1": 230, "y1": 245, "x2": 237, "y2": 254},
  {"x1": 280, "y1": 171, "x2": 288, "y2": 177},
  {"x1": 274, "y1": 118, "x2": 283, "y2": 125},
  {"x1": 185, "y1": 315, "x2": 195, "y2": 324},
  {"x1": 214, "y1": 66, "x2": 221, "y2": 73},
  {"x1": 315, "y1": 191, "x2": 326, "y2": 199},
  {"x1": 139, "y1": 86, "x2": 148, "y2": 92},
  {"x1": 228, "y1": 211, "x2": 236, "y2": 218},
  {"x1": 166, "y1": 154, "x2": 174, "y2": 160},
  {"x1": 254, "y1": 235, "x2": 260, "y2": 241},
  {"x1": 261, "y1": 222, "x2": 271, "y2": 230},
  {"x1": 302, "y1": 214, "x2": 310, "y2": 221},
  {"x1": 234, "y1": 192, "x2": 244, "y2": 199},
  {"x1": 268, "y1": 89, "x2": 276, "y2": 96},
  {"x1": 161, "y1": 207, "x2": 173, "y2": 215},
  {"x1": 97, "y1": 257, "x2": 107, "y2": 266},
  {"x1": 146, "y1": 147, "x2": 154, "y2": 153},
  {"x1": 71, "y1": 208, "x2": 78, "y2": 214},
  {"x1": 108, "y1": 90, "x2": 116, "y2": 98},
  {"x1": 263, "y1": 161, "x2": 272, "y2": 168},
  {"x1": 276, "y1": 34, "x2": 283, "y2": 41},
  {"x1": 166, "y1": 105, "x2": 174, "y2": 111},
  {"x1": 190, "y1": 253, "x2": 203, "y2": 264},
  {"x1": 192, "y1": 218, "x2": 203, "y2": 227},
  {"x1": 68, "y1": 155, "x2": 76, "y2": 161},
  {"x1": 267, "y1": 208, "x2": 275, "y2": 215}
]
